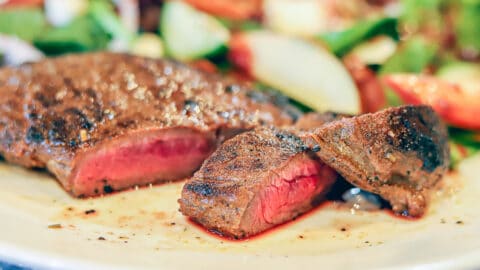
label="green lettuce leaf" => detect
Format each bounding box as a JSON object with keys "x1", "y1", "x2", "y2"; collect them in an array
[
  {"x1": 0, "y1": 8, "x2": 47, "y2": 41},
  {"x1": 320, "y1": 17, "x2": 399, "y2": 57},
  {"x1": 33, "y1": 15, "x2": 110, "y2": 55}
]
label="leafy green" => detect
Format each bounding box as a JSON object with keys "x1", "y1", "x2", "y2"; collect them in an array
[
  {"x1": 449, "y1": 128, "x2": 480, "y2": 147},
  {"x1": 455, "y1": 0, "x2": 480, "y2": 53},
  {"x1": 218, "y1": 18, "x2": 262, "y2": 31},
  {"x1": 33, "y1": 16, "x2": 110, "y2": 55},
  {"x1": 89, "y1": 0, "x2": 134, "y2": 44},
  {"x1": 380, "y1": 37, "x2": 438, "y2": 74},
  {"x1": 400, "y1": 0, "x2": 446, "y2": 29},
  {"x1": 449, "y1": 128, "x2": 480, "y2": 166},
  {"x1": 319, "y1": 17, "x2": 399, "y2": 57},
  {"x1": 450, "y1": 142, "x2": 479, "y2": 167},
  {"x1": 0, "y1": 8, "x2": 48, "y2": 41}
]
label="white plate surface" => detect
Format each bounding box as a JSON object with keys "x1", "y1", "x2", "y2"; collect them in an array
[{"x1": 0, "y1": 154, "x2": 480, "y2": 270}]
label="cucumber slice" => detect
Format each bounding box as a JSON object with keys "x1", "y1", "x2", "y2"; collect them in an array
[
  {"x1": 161, "y1": 1, "x2": 230, "y2": 61},
  {"x1": 437, "y1": 62, "x2": 480, "y2": 95}
]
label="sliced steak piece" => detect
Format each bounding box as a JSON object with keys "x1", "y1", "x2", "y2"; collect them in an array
[
  {"x1": 307, "y1": 105, "x2": 449, "y2": 216},
  {"x1": 0, "y1": 52, "x2": 292, "y2": 197},
  {"x1": 179, "y1": 127, "x2": 337, "y2": 239}
]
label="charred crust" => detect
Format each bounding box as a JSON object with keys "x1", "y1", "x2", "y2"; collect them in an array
[
  {"x1": 47, "y1": 118, "x2": 68, "y2": 145},
  {"x1": 274, "y1": 130, "x2": 308, "y2": 152},
  {"x1": 34, "y1": 92, "x2": 57, "y2": 108},
  {"x1": 246, "y1": 91, "x2": 270, "y2": 103},
  {"x1": 387, "y1": 107, "x2": 445, "y2": 172},
  {"x1": 27, "y1": 112, "x2": 39, "y2": 120},
  {"x1": 103, "y1": 185, "x2": 114, "y2": 194},
  {"x1": 186, "y1": 182, "x2": 214, "y2": 196},
  {"x1": 26, "y1": 126, "x2": 44, "y2": 144},
  {"x1": 183, "y1": 99, "x2": 199, "y2": 115},
  {"x1": 86, "y1": 88, "x2": 97, "y2": 98},
  {"x1": 68, "y1": 139, "x2": 78, "y2": 148},
  {"x1": 64, "y1": 107, "x2": 93, "y2": 130},
  {"x1": 225, "y1": 84, "x2": 240, "y2": 93}
]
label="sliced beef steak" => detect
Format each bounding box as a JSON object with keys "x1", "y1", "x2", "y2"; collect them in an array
[
  {"x1": 180, "y1": 127, "x2": 338, "y2": 239},
  {"x1": 307, "y1": 105, "x2": 449, "y2": 216},
  {"x1": 0, "y1": 52, "x2": 292, "y2": 197},
  {"x1": 180, "y1": 106, "x2": 449, "y2": 238}
]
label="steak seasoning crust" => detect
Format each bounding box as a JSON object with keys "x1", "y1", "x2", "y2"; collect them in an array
[
  {"x1": 309, "y1": 105, "x2": 450, "y2": 216},
  {"x1": 180, "y1": 106, "x2": 450, "y2": 238},
  {"x1": 179, "y1": 113, "x2": 345, "y2": 238},
  {"x1": 0, "y1": 52, "x2": 292, "y2": 197},
  {"x1": 180, "y1": 127, "x2": 338, "y2": 238}
]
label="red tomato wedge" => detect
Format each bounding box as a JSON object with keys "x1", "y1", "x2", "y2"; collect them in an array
[
  {"x1": 183, "y1": 0, "x2": 261, "y2": 20},
  {"x1": 384, "y1": 74, "x2": 480, "y2": 130},
  {"x1": 0, "y1": 0, "x2": 43, "y2": 6},
  {"x1": 344, "y1": 55, "x2": 386, "y2": 113}
]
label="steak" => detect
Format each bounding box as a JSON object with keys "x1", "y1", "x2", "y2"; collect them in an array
[
  {"x1": 307, "y1": 105, "x2": 450, "y2": 216},
  {"x1": 0, "y1": 52, "x2": 292, "y2": 197},
  {"x1": 179, "y1": 127, "x2": 337, "y2": 238},
  {"x1": 180, "y1": 106, "x2": 449, "y2": 238},
  {"x1": 179, "y1": 113, "x2": 344, "y2": 238}
]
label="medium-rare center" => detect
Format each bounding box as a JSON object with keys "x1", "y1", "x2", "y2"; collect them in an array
[{"x1": 0, "y1": 52, "x2": 292, "y2": 197}]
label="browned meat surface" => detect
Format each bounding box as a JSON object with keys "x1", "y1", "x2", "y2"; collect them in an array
[
  {"x1": 179, "y1": 127, "x2": 337, "y2": 238},
  {"x1": 294, "y1": 112, "x2": 351, "y2": 130},
  {"x1": 0, "y1": 52, "x2": 292, "y2": 197},
  {"x1": 307, "y1": 105, "x2": 449, "y2": 216},
  {"x1": 180, "y1": 106, "x2": 449, "y2": 238}
]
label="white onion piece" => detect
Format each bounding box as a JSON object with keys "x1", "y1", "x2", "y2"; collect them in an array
[
  {"x1": 342, "y1": 188, "x2": 382, "y2": 212},
  {"x1": 349, "y1": 36, "x2": 397, "y2": 65},
  {"x1": 263, "y1": 0, "x2": 329, "y2": 36},
  {"x1": 0, "y1": 35, "x2": 44, "y2": 66},
  {"x1": 44, "y1": 0, "x2": 89, "y2": 27},
  {"x1": 113, "y1": 0, "x2": 140, "y2": 33}
]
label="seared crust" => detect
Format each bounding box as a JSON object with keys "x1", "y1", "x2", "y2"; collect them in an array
[
  {"x1": 0, "y1": 53, "x2": 292, "y2": 193},
  {"x1": 294, "y1": 112, "x2": 351, "y2": 130},
  {"x1": 309, "y1": 105, "x2": 449, "y2": 216},
  {"x1": 179, "y1": 127, "x2": 325, "y2": 238}
]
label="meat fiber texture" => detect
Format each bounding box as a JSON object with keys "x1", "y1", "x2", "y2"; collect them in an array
[
  {"x1": 180, "y1": 112, "x2": 344, "y2": 238},
  {"x1": 180, "y1": 127, "x2": 337, "y2": 238},
  {"x1": 308, "y1": 105, "x2": 449, "y2": 217},
  {"x1": 0, "y1": 52, "x2": 292, "y2": 197},
  {"x1": 180, "y1": 106, "x2": 449, "y2": 238}
]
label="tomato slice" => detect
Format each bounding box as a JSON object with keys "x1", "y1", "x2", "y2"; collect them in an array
[
  {"x1": 183, "y1": 0, "x2": 261, "y2": 20},
  {"x1": 344, "y1": 55, "x2": 386, "y2": 113},
  {"x1": 1, "y1": 0, "x2": 43, "y2": 6},
  {"x1": 384, "y1": 74, "x2": 480, "y2": 130}
]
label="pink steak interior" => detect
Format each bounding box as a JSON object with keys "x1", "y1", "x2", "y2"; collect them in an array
[
  {"x1": 70, "y1": 129, "x2": 216, "y2": 197},
  {"x1": 243, "y1": 157, "x2": 337, "y2": 234}
]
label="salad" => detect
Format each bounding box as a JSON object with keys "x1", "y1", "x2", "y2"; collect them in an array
[{"x1": 0, "y1": 0, "x2": 479, "y2": 166}]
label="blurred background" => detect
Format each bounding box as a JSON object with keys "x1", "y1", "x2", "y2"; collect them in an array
[{"x1": 0, "y1": 0, "x2": 479, "y2": 164}]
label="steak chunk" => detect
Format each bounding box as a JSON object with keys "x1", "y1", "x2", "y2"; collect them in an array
[
  {"x1": 0, "y1": 52, "x2": 292, "y2": 197},
  {"x1": 180, "y1": 127, "x2": 337, "y2": 239},
  {"x1": 308, "y1": 105, "x2": 449, "y2": 216},
  {"x1": 180, "y1": 106, "x2": 449, "y2": 238}
]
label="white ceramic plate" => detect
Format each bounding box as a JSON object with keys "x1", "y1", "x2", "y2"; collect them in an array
[{"x1": 0, "y1": 154, "x2": 480, "y2": 270}]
